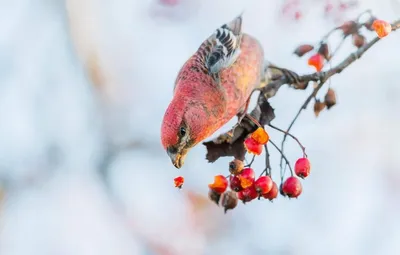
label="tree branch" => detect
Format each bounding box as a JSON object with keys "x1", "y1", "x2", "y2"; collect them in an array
[{"x1": 203, "y1": 17, "x2": 399, "y2": 164}]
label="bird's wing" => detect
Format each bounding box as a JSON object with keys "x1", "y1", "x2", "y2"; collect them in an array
[
  {"x1": 204, "y1": 14, "x2": 243, "y2": 74},
  {"x1": 173, "y1": 14, "x2": 244, "y2": 92}
]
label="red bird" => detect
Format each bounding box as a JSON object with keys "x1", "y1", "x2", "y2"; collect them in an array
[{"x1": 161, "y1": 15, "x2": 266, "y2": 168}]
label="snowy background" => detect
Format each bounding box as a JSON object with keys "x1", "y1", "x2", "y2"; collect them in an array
[{"x1": 0, "y1": 0, "x2": 399, "y2": 254}]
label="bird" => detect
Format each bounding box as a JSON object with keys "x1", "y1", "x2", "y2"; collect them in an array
[{"x1": 161, "y1": 14, "x2": 267, "y2": 169}]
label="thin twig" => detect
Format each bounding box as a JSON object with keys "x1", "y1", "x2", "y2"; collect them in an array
[
  {"x1": 244, "y1": 154, "x2": 256, "y2": 168},
  {"x1": 259, "y1": 144, "x2": 271, "y2": 177},
  {"x1": 268, "y1": 123, "x2": 307, "y2": 157},
  {"x1": 269, "y1": 139, "x2": 293, "y2": 177}
]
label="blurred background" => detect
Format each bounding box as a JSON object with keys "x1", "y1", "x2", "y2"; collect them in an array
[{"x1": 0, "y1": 0, "x2": 399, "y2": 254}]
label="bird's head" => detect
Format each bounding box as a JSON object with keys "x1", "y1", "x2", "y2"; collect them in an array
[{"x1": 161, "y1": 96, "x2": 213, "y2": 169}]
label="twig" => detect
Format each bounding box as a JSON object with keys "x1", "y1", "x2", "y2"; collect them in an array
[
  {"x1": 203, "y1": 17, "x2": 400, "y2": 167},
  {"x1": 269, "y1": 139, "x2": 293, "y2": 177},
  {"x1": 277, "y1": 19, "x2": 400, "y2": 170},
  {"x1": 268, "y1": 123, "x2": 307, "y2": 157},
  {"x1": 245, "y1": 154, "x2": 256, "y2": 167},
  {"x1": 259, "y1": 144, "x2": 271, "y2": 177}
]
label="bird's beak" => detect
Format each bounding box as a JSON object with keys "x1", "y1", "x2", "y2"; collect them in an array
[{"x1": 167, "y1": 147, "x2": 187, "y2": 169}]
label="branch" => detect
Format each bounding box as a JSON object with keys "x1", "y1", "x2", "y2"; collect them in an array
[{"x1": 203, "y1": 17, "x2": 399, "y2": 164}]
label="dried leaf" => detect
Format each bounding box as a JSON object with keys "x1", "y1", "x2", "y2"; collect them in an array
[
  {"x1": 324, "y1": 88, "x2": 337, "y2": 109},
  {"x1": 314, "y1": 99, "x2": 326, "y2": 117},
  {"x1": 340, "y1": 21, "x2": 358, "y2": 36},
  {"x1": 317, "y1": 43, "x2": 330, "y2": 60},
  {"x1": 293, "y1": 44, "x2": 314, "y2": 57}
]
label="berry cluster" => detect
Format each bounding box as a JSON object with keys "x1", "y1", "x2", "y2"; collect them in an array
[
  {"x1": 206, "y1": 154, "x2": 310, "y2": 213},
  {"x1": 173, "y1": 126, "x2": 312, "y2": 214}
]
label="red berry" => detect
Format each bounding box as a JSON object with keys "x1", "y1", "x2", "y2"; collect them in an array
[
  {"x1": 294, "y1": 157, "x2": 311, "y2": 179},
  {"x1": 173, "y1": 176, "x2": 184, "y2": 189},
  {"x1": 238, "y1": 168, "x2": 255, "y2": 189},
  {"x1": 308, "y1": 53, "x2": 324, "y2": 71},
  {"x1": 229, "y1": 175, "x2": 243, "y2": 192},
  {"x1": 244, "y1": 137, "x2": 263, "y2": 155},
  {"x1": 254, "y1": 176, "x2": 273, "y2": 195},
  {"x1": 262, "y1": 182, "x2": 278, "y2": 201},
  {"x1": 282, "y1": 176, "x2": 303, "y2": 198},
  {"x1": 238, "y1": 185, "x2": 258, "y2": 203},
  {"x1": 208, "y1": 175, "x2": 228, "y2": 194},
  {"x1": 294, "y1": 11, "x2": 302, "y2": 20}
]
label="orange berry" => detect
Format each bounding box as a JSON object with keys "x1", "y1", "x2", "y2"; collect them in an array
[
  {"x1": 250, "y1": 127, "x2": 269, "y2": 145},
  {"x1": 244, "y1": 137, "x2": 263, "y2": 155},
  {"x1": 372, "y1": 20, "x2": 392, "y2": 38},
  {"x1": 174, "y1": 176, "x2": 184, "y2": 189},
  {"x1": 308, "y1": 53, "x2": 324, "y2": 71},
  {"x1": 208, "y1": 175, "x2": 228, "y2": 194}
]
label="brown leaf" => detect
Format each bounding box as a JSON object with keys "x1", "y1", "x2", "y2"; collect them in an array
[
  {"x1": 293, "y1": 44, "x2": 314, "y2": 57},
  {"x1": 324, "y1": 88, "x2": 337, "y2": 109},
  {"x1": 318, "y1": 43, "x2": 330, "y2": 60},
  {"x1": 340, "y1": 21, "x2": 358, "y2": 36},
  {"x1": 314, "y1": 99, "x2": 326, "y2": 117},
  {"x1": 203, "y1": 96, "x2": 275, "y2": 163}
]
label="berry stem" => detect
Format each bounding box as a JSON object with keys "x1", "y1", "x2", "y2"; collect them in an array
[
  {"x1": 269, "y1": 139, "x2": 293, "y2": 177},
  {"x1": 356, "y1": 9, "x2": 372, "y2": 22},
  {"x1": 264, "y1": 144, "x2": 271, "y2": 176},
  {"x1": 268, "y1": 124, "x2": 307, "y2": 158},
  {"x1": 244, "y1": 154, "x2": 256, "y2": 167}
]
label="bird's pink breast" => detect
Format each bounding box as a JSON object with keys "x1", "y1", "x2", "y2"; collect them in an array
[{"x1": 219, "y1": 34, "x2": 264, "y2": 121}]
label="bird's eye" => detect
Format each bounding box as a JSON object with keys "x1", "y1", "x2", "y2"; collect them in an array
[{"x1": 179, "y1": 127, "x2": 186, "y2": 137}]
